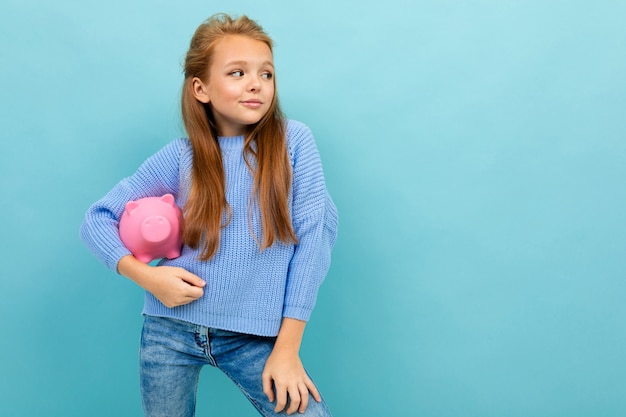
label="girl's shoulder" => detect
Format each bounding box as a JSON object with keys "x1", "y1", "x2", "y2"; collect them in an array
[
  {"x1": 159, "y1": 137, "x2": 193, "y2": 161},
  {"x1": 152, "y1": 137, "x2": 192, "y2": 155},
  {"x1": 285, "y1": 119, "x2": 313, "y2": 141},
  {"x1": 172, "y1": 136, "x2": 192, "y2": 149},
  {"x1": 138, "y1": 137, "x2": 191, "y2": 168},
  {"x1": 284, "y1": 119, "x2": 318, "y2": 160}
]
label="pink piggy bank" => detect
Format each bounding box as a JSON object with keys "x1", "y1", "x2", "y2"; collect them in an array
[{"x1": 119, "y1": 194, "x2": 183, "y2": 263}]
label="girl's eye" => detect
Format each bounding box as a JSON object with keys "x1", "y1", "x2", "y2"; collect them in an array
[
  {"x1": 230, "y1": 70, "x2": 244, "y2": 77},
  {"x1": 261, "y1": 72, "x2": 273, "y2": 80}
]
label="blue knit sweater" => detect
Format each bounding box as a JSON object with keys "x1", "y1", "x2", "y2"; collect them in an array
[{"x1": 80, "y1": 120, "x2": 338, "y2": 337}]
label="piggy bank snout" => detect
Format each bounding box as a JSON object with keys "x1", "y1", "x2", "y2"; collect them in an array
[{"x1": 141, "y1": 216, "x2": 172, "y2": 243}]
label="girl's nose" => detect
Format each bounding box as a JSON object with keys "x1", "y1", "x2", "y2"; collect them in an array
[{"x1": 248, "y1": 76, "x2": 261, "y2": 92}]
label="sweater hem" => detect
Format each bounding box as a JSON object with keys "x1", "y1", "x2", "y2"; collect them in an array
[{"x1": 142, "y1": 303, "x2": 283, "y2": 337}]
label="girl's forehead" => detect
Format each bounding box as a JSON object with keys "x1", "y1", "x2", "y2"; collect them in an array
[{"x1": 212, "y1": 35, "x2": 273, "y2": 64}]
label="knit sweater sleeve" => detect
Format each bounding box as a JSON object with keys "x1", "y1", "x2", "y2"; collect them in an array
[
  {"x1": 283, "y1": 121, "x2": 339, "y2": 321},
  {"x1": 79, "y1": 138, "x2": 185, "y2": 271}
]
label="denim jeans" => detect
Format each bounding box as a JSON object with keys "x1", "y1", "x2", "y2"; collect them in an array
[{"x1": 139, "y1": 315, "x2": 333, "y2": 417}]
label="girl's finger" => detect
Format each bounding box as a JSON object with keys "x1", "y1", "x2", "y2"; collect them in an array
[
  {"x1": 262, "y1": 374, "x2": 274, "y2": 403},
  {"x1": 179, "y1": 270, "x2": 206, "y2": 287},
  {"x1": 286, "y1": 386, "x2": 301, "y2": 415},
  {"x1": 298, "y1": 382, "x2": 309, "y2": 413},
  {"x1": 305, "y1": 377, "x2": 321, "y2": 402},
  {"x1": 274, "y1": 385, "x2": 288, "y2": 413}
]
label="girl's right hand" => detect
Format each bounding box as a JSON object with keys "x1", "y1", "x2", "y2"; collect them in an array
[
  {"x1": 144, "y1": 265, "x2": 206, "y2": 308},
  {"x1": 117, "y1": 255, "x2": 206, "y2": 308}
]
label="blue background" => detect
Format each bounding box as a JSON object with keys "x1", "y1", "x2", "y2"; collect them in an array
[{"x1": 1, "y1": 0, "x2": 625, "y2": 416}]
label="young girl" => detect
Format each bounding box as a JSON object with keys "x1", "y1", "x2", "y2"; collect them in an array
[{"x1": 80, "y1": 14, "x2": 337, "y2": 417}]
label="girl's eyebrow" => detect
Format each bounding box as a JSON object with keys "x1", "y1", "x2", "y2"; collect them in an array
[{"x1": 225, "y1": 60, "x2": 274, "y2": 68}]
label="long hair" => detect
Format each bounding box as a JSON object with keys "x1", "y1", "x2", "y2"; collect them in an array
[{"x1": 181, "y1": 14, "x2": 296, "y2": 260}]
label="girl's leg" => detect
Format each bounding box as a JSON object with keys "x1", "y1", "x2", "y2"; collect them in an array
[
  {"x1": 208, "y1": 328, "x2": 333, "y2": 417},
  {"x1": 139, "y1": 316, "x2": 214, "y2": 417}
]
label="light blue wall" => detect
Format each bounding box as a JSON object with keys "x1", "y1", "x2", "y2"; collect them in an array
[{"x1": 1, "y1": 0, "x2": 625, "y2": 416}]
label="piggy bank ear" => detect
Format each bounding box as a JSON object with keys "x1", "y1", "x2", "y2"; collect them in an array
[
  {"x1": 125, "y1": 201, "x2": 140, "y2": 215},
  {"x1": 161, "y1": 194, "x2": 176, "y2": 206}
]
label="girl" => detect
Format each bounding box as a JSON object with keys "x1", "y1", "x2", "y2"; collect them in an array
[{"x1": 80, "y1": 13, "x2": 337, "y2": 417}]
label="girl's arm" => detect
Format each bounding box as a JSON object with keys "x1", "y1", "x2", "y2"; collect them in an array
[
  {"x1": 80, "y1": 138, "x2": 186, "y2": 271},
  {"x1": 281, "y1": 121, "x2": 338, "y2": 322},
  {"x1": 117, "y1": 255, "x2": 206, "y2": 308},
  {"x1": 262, "y1": 317, "x2": 322, "y2": 415},
  {"x1": 261, "y1": 122, "x2": 337, "y2": 414}
]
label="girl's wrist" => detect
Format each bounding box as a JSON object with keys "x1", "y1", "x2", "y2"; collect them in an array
[
  {"x1": 273, "y1": 317, "x2": 306, "y2": 354},
  {"x1": 117, "y1": 255, "x2": 154, "y2": 288},
  {"x1": 272, "y1": 340, "x2": 300, "y2": 356}
]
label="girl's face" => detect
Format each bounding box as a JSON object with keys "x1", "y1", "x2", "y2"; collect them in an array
[{"x1": 192, "y1": 35, "x2": 275, "y2": 137}]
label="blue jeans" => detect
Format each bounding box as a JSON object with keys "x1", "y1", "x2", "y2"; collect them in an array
[{"x1": 139, "y1": 315, "x2": 333, "y2": 417}]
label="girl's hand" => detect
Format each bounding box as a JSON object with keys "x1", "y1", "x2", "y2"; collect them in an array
[
  {"x1": 117, "y1": 255, "x2": 205, "y2": 308},
  {"x1": 262, "y1": 349, "x2": 321, "y2": 415},
  {"x1": 142, "y1": 265, "x2": 205, "y2": 308},
  {"x1": 262, "y1": 317, "x2": 321, "y2": 415}
]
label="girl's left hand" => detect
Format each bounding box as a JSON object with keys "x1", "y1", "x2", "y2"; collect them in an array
[{"x1": 262, "y1": 348, "x2": 321, "y2": 415}]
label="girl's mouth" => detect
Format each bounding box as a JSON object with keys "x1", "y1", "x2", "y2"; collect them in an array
[{"x1": 241, "y1": 100, "x2": 262, "y2": 109}]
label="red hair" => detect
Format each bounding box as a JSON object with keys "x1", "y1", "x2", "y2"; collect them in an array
[{"x1": 181, "y1": 14, "x2": 296, "y2": 260}]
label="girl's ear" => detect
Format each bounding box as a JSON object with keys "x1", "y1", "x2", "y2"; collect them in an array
[{"x1": 192, "y1": 77, "x2": 210, "y2": 103}]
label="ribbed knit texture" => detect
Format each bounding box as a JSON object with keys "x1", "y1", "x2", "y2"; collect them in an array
[{"x1": 80, "y1": 120, "x2": 338, "y2": 337}]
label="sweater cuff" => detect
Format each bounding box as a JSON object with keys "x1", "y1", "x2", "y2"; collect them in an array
[
  {"x1": 107, "y1": 246, "x2": 133, "y2": 273},
  {"x1": 283, "y1": 305, "x2": 313, "y2": 322}
]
